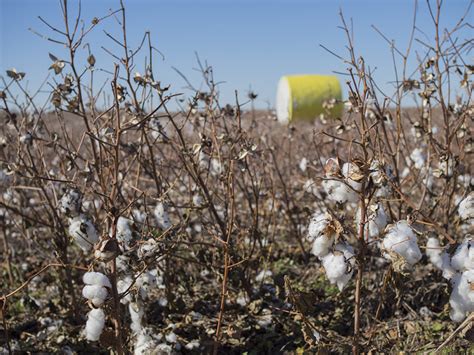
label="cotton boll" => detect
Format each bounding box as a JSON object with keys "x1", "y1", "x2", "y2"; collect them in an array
[
  {"x1": 341, "y1": 162, "x2": 363, "y2": 192},
  {"x1": 82, "y1": 285, "x2": 108, "y2": 306},
  {"x1": 311, "y1": 235, "x2": 335, "y2": 257},
  {"x1": 129, "y1": 302, "x2": 144, "y2": 334},
  {"x1": 68, "y1": 214, "x2": 99, "y2": 251},
  {"x1": 307, "y1": 213, "x2": 330, "y2": 242},
  {"x1": 131, "y1": 209, "x2": 147, "y2": 224},
  {"x1": 451, "y1": 238, "x2": 474, "y2": 272},
  {"x1": 137, "y1": 238, "x2": 157, "y2": 258},
  {"x1": 58, "y1": 189, "x2": 82, "y2": 216},
  {"x1": 409, "y1": 148, "x2": 426, "y2": 169},
  {"x1": 299, "y1": 157, "x2": 308, "y2": 173},
  {"x1": 117, "y1": 276, "x2": 133, "y2": 304},
  {"x1": 193, "y1": 193, "x2": 204, "y2": 207},
  {"x1": 449, "y1": 271, "x2": 474, "y2": 322},
  {"x1": 85, "y1": 308, "x2": 105, "y2": 342},
  {"x1": 154, "y1": 202, "x2": 171, "y2": 230},
  {"x1": 355, "y1": 204, "x2": 388, "y2": 242},
  {"x1": 210, "y1": 158, "x2": 223, "y2": 176},
  {"x1": 83, "y1": 272, "x2": 112, "y2": 288},
  {"x1": 382, "y1": 221, "x2": 422, "y2": 269},
  {"x1": 321, "y1": 243, "x2": 355, "y2": 291},
  {"x1": 322, "y1": 179, "x2": 358, "y2": 204},
  {"x1": 459, "y1": 193, "x2": 474, "y2": 221},
  {"x1": 115, "y1": 217, "x2": 133, "y2": 249},
  {"x1": 426, "y1": 237, "x2": 455, "y2": 280}
]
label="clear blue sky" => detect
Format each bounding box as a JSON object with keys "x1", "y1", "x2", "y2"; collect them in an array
[{"x1": 0, "y1": 0, "x2": 471, "y2": 109}]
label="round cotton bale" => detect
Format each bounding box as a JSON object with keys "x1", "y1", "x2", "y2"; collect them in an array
[{"x1": 275, "y1": 74, "x2": 342, "y2": 123}]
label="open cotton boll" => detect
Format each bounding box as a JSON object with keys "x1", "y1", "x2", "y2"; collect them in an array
[
  {"x1": 311, "y1": 235, "x2": 335, "y2": 258},
  {"x1": 426, "y1": 237, "x2": 455, "y2": 280},
  {"x1": 299, "y1": 157, "x2": 308, "y2": 173},
  {"x1": 68, "y1": 215, "x2": 98, "y2": 251},
  {"x1": 449, "y1": 271, "x2": 474, "y2": 322},
  {"x1": 129, "y1": 302, "x2": 144, "y2": 334},
  {"x1": 154, "y1": 202, "x2": 171, "y2": 230},
  {"x1": 210, "y1": 158, "x2": 223, "y2": 176},
  {"x1": 307, "y1": 213, "x2": 330, "y2": 242},
  {"x1": 322, "y1": 179, "x2": 358, "y2": 204},
  {"x1": 321, "y1": 243, "x2": 355, "y2": 291},
  {"x1": 382, "y1": 221, "x2": 422, "y2": 269},
  {"x1": 355, "y1": 204, "x2": 388, "y2": 242},
  {"x1": 341, "y1": 162, "x2": 363, "y2": 192},
  {"x1": 85, "y1": 308, "x2": 105, "y2": 342},
  {"x1": 451, "y1": 238, "x2": 474, "y2": 272},
  {"x1": 82, "y1": 285, "x2": 108, "y2": 306},
  {"x1": 115, "y1": 216, "x2": 133, "y2": 249},
  {"x1": 83, "y1": 272, "x2": 112, "y2": 288},
  {"x1": 117, "y1": 276, "x2": 133, "y2": 304},
  {"x1": 58, "y1": 189, "x2": 82, "y2": 216},
  {"x1": 459, "y1": 193, "x2": 474, "y2": 220},
  {"x1": 409, "y1": 148, "x2": 426, "y2": 169}
]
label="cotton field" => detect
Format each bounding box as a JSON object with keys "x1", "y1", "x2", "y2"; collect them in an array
[{"x1": 0, "y1": 0, "x2": 473, "y2": 354}]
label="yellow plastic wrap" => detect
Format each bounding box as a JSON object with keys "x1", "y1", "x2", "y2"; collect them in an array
[{"x1": 276, "y1": 74, "x2": 342, "y2": 123}]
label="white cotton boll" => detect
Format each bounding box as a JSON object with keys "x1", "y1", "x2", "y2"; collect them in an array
[
  {"x1": 255, "y1": 270, "x2": 272, "y2": 282},
  {"x1": 117, "y1": 276, "x2": 133, "y2": 304},
  {"x1": 426, "y1": 237, "x2": 456, "y2": 280},
  {"x1": 136, "y1": 271, "x2": 158, "y2": 299},
  {"x1": 82, "y1": 285, "x2": 108, "y2": 306},
  {"x1": 137, "y1": 238, "x2": 157, "y2": 258},
  {"x1": 311, "y1": 235, "x2": 335, "y2": 257},
  {"x1": 134, "y1": 331, "x2": 161, "y2": 355},
  {"x1": 451, "y1": 238, "x2": 474, "y2": 272},
  {"x1": 321, "y1": 243, "x2": 355, "y2": 291},
  {"x1": 116, "y1": 217, "x2": 133, "y2": 248},
  {"x1": 198, "y1": 150, "x2": 209, "y2": 170},
  {"x1": 165, "y1": 332, "x2": 177, "y2": 343},
  {"x1": 322, "y1": 179, "x2": 358, "y2": 204},
  {"x1": 459, "y1": 193, "x2": 474, "y2": 221},
  {"x1": 307, "y1": 213, "x2": 330, "y2": 242},
  {"x1": 83, "y1": 272, "x2": 112, "y2": 288},
  {"x1": 355, "y1": 204, "x2": 388, "y2": 242},
  {"x1": 85, "y1": 308, "x2": 105, "y2": 342},
  {"x1": 59, "y1": 189, "x2": 82, "y2": 216},
  {"x1": 131, "y1": 209, "x2": 147, "y2": 224},
  {"x1": 193, "y1": 193, "x2": 204, "y2": 207},
  {"x1": 449, "y1": 271, "x2": 474, "y2": 322},
  {"x1": 303, "y1": 179, "x2": 321, "y2": 198},
  {"x1": 154, "y1": 203, "x2": 171, "y2": 230},
  {"x1": 382, "y1": 221, "x2": 422, "y2": 268},
  {"x1": 129, "y1": 302, "x2": 144, "y2": 334},
  {"x1": 409, "y1": 148, "x2": 426, "y2": 169},
  {"x1": 185, "y1": 340, "x2": 200, "y2": 350},
  {"x1": 211, "y1": 158, "x2": 223, "y2": 176},
  {"x1": 457, "y1": 174, "x2": 474, "y2": 189},
  {"x1": 299, "y1": 157, "x2": 308, "y2": 173},
  {"x1": 68, "y1": 214, "x2": 99, "y2": 251},
  {"x1": 341, "y1": 162, "x2": 362, "y2": 192}
]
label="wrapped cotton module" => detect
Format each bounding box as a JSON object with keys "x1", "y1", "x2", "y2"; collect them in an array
[{"x1": 276, "y1": 74, "x2": 342, "y2": 123}]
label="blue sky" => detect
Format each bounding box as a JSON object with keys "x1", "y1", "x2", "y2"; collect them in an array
[{"x1": 0, "y1": 0, "x2": 471, "y2": 109}]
